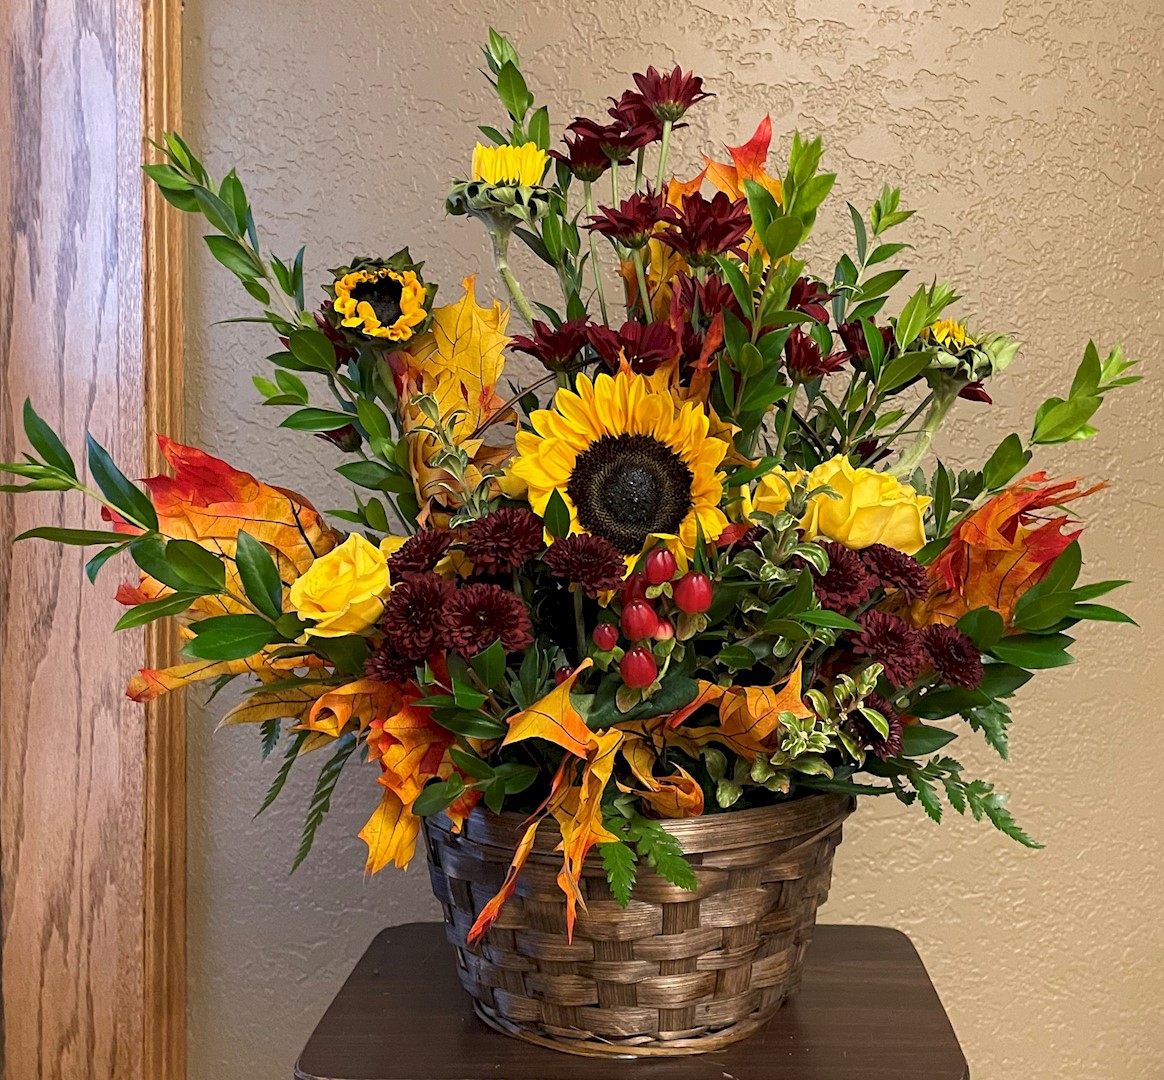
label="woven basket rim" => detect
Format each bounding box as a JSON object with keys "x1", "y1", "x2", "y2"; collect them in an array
[{"x1": 429, "y1": 791, "x2": 853, "y2": 856}]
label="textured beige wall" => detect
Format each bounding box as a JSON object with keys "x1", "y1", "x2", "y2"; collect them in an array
[{"x1": 182, "y1": 1, "x2": 1164, "y2": 1077}]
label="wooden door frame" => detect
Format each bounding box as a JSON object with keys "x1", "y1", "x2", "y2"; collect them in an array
[{"x1": 0, "y1": 0, "x2": 185, "y2": 1075}]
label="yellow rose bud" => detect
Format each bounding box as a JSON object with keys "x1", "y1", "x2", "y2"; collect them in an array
[
  {"x1": 289, "y1": 533, "x2": 391, "y2": 638},
  {"x1": 753, "y1": 456, "x2": 930, "y2": 555}
]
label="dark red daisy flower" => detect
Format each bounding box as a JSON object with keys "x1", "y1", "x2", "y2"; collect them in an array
[
  {"x1": 858, "y1": 544, "x2": 930, "y2": 602},
  {"x1": 387, "y1": 528, "x2": 453, "y2": 576},
  {"x1": 466, "y1": 507, "x2": 546, "y2": 575},
  {"x1": 549, "y1": 133, "x2": 615, "y2": 182},
  {"x1": 568, "y1": 116, "x2": 654, "y2": 158},
  {"x1": 364, "y1": 642, "x2": 416, "y2": 685},
  {"x1": 959, "y1": 381, "x2": 993, "y2": 404},
  {"x1": 811, "y1": 542, "x2": 875, "y2": 612},
  {"x1": 442, "y1": 583, "x2": 534, "y2": 656},
  {"x1": 542, "y1": 534, "x2": 627, "y2": 597},
  {"x1": 851, "y1": 611, "x2": 927, "y2": 688},
  {"x1": 313, "y1": 424, "x2": 362, "y2": 453},
  {"x1": 509, "y1": 317, "x2": 593, "y2": 373},
  {"x1": 631, "y1": 65, "x2": 712, "y2": 123},
  {"x1": 922, "y1": 625, "x2": 984, "y2": 689},
  {"x1": 587, "y1": 319, "x2": 679, "y2": 375},
  {"x1": 587, "y1": 189, "x2": 671, "y2": 249},
  {"x1": 788, "y1": 277, "x2": 837, "y2": 324},
  {"x1": 658, "y1": 190, "x2": 752, "y2": 267},
  {"x1": 837, "y1": 319, "x2": 894, "y2": 373},
  {"x1": 853, "y1": 693, "x2": 905, "y2": 760},
  {"x1": 673, "y1": 273, "x2": 745, "y2": 325},
  {"x1": 606, "y1": 90, "x2": 665, "y2": 143},
  {"x1": 380, "y1": 572, "x2": 454, "y2": 659},
  {"x1": 784, "y1": 326, "x2": 849, "y2": 382}
]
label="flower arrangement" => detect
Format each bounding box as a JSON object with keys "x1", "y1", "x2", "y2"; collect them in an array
[{"x1": 3, "y1": 31, "x2": 1138, "y2": 950}]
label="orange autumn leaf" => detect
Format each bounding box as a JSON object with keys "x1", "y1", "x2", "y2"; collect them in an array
[
  {"x1": 618, "y1": 736, "x2": 704, "y2": 818},
  {"x1": 220, "y1": 680, "x2": 334, "y2": 729},
  {"x1": 125, "y1": 649, "x2": 324, "y2": 703},
  {"x1": 914, "y1": 472, "x2": 1105, "y2": 627},
  {"x1": 367, "y1": 701, "x2": 454, "y2": 807},
  {"x1": 704, "y1": 114, "x2": 783, "y2": 205},
  {"x1": 467, "y1": 819, "x2": 541, "y2": 945},
  {"x1": 501, "y1": 659, "x2": 594, "y2": 757},
  {"x1": 300, "y1": 679, "x2": 408, "y2": 739},
  {"x1": 359, "y1": 790, "x2": 421, "y2": 874}
]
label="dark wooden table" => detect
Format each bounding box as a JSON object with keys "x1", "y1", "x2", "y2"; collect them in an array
[{"x1": 295, "y1": 922, "x2": 968, "y2": 1080}]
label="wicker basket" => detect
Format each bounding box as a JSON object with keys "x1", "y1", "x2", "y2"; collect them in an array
[{"x1": 423, "y1": 792, "x2": 854, "y2": 1057}]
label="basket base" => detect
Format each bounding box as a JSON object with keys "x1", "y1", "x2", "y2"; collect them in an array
[{"x1": 471, "y1": 994, "x2": 792, "y2": 1058}]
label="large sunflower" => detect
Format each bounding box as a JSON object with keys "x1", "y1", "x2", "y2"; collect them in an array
[{"x1": 509, "y1": 371, "x2": 728, "y2": 565}]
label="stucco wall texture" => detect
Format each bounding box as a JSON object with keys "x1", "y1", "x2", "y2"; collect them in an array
[{"x1": 182, "y1": 2, "x2": 1164, "y2": 1077}]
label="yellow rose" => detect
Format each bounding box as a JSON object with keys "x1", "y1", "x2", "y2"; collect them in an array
[
  {"x1": 290, "y1": 533, "x2": 391, "y2": 638},
  {"x1": 753, "y1": 456, "x2": 930, "y2": 554}
]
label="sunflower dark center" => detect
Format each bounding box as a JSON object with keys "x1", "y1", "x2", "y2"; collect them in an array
[
  {"x1": 567, "y1": 433, "x2": 693, "y2": 554},
  {"x1": 350, "y1": 274, "x2": 403, "y2": 327}
]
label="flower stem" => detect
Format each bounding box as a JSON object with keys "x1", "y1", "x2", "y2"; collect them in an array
[
  {"x1": 890, "y1": 380, "x2": 960, "y2": 479},
  {"x1": 583, "y1": 181, "x2": 610, "y2": 324},
  {"x1": 774, "y1": 386, "x2": 798, "y2": 462},
  {"x1": 655, "y1": 120, "x2": 674, "y2": 191},
  {"x1": 573, "y1": 587, "x2": 587, "y2": 662},
  {"x1": 632, "y1": 248, "x2": 653, "y2": 323},
  {"x1": 634, "y1": 147, "x2": 645, "y2": 194},
  {"x1": 489, "y1": 225, "x2": 537, "y2": 326}
]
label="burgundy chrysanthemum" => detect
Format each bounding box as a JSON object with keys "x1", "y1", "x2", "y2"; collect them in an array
[
  {"x1": 837, "y1": 319, "x2": 894, "y2": 373},
  {"x1": 858, "y1": 543, "x2": 930, "y2": 602},
  {"x1": 851, "y1": 611, "x2": 927, "y2": 688},
  {"x1": 364, "y1": 642, "x2": 416, "y2": 685},
  {"x1": 587, "y1": 319, "x2": 679, "y2": 375},
  {"x1": 542, "y1": 534, "x2": 627, "y2": 597},
  {"x1": 465, "y1": 507, "x2": 546, "y2": 575},
  {"x1": 632, "y1": 65, "x2": 712, "y2": 122},
  {"x1": 959, "y1": 381, "x2": 993, "y2": 404},
  {"x1": 568, "y1": 115, "x2": 654, "y2": 159},
  {"x1": 549, "y1": 133, "x2": 616, "y2": 182},
  {"x1": 442, "y1": 584, "x2": 534, "y2": 656},
  {"x1": 922, "y1": 625, "x2": 985, "y2": 689},
  {"x1": 586, "y1": 189, "x2": 670, "y2": 248},
  {"x1": 673, "y1": 273, "x2": 745, "y2": 326},
  {"x1": 606, "y1": 90, "x2": 665, "y2": 143},
  {"x1": 509, "y1": 317, "x2": 593, "y2": 373},
  {"x1": 854, "y1": 694, "x2": 905, "y2": 760},
  {"x1": 658, "y1": 190, "x2": 752, "y2": 267},
  {"x1": 784, "y1": 326, "x2": 848, "y2": 382},
  {"x1": 379, "y1": 572, "x2": 454, "y2": 659},
  {"x1": 811, "y1": 542, "x2": 875, "y2": 612},
  {"x1": 788, "y1": 277, "x2": 837, "y2": 324},
  {"x1": 387, "y1": 528, "x2": 452, "y2": 576}
]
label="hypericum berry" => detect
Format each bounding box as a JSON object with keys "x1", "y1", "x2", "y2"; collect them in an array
[
  {"x1": 653, "y1": 618, "x2": 675, "y2": 641},
  {"x1": 591, "y1": 623, "x2": 619, "y2": 651},
  {"x1": 644, "y1": 547, "x2": 678, "y2": 585},
  {"x1": 673, "y1": 572, "x2": 713, "y2": 614},
  {"x1": 620, "y1": 646, "x2": 657, "y2": 688},
  {"x1": 620, "y1": 571, "x2": 649, "y2": 605},
  {"x1": 620, "y1": 598, "x2": 659, "y2": 640},
  {"x1": 554, "y1": 665, "x2": 575, "y2": 686}
]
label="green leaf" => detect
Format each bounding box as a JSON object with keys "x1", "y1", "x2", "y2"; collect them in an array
[
  {"x1": 204, "y1": 234, "x2": 262, "y2": 279},
  {"x1": 982, "y1": 433, "x2": 1031, "y2": 490},
  {"x1": 113, "y1": 591, "x2": 202, "y2": 630},
  {"x1": 185, "y1": 614, "x2": 276, "y2": 660},
  {"x1": 279, "y1": 408, "x2": 354, "y2": 432},
  {"x1": 236, "y1": 530, "x2": 283, "y2": 619},
  {"x1": 894, "y1": 286, "x2": 930, "y2": 349},
  {"x1": 452, "y1": 679, "x2": 487, "y2": 711},
  {"x1": 957, "y1": 607, "x2": 1005, "y2": 650},
  {"x1": 716, "y1": 644, "x2": 756, "y2": 672},
  {"x1": 86, "y1": 434, "x2": 159, "y2": 531},
  {"x1": 260, "y1": 718, "x2": 282, "y2": 759},
  {"x1": 528, "y1": 105, "x2": 550, "y2": 151},
  {"x1": 335, "y1": 460, "x2": 414, "y2": 494},
  {"x1": 496, "y1": 61, "x2": 533, "y2": 122},
  {"x1": 287, "y1": 328, "x2": 337, "y2": 372},
  {"x1": 856, "y1": 268, "x2": 909, "y2": 300},
  {"x1": 1071, "y1": 579, "x2": 1129, "y2": 603},
  {"x1": 430, "y1": 708, "x2": 508, "y2": 740},
  {"x1": 412, "y1": 775, "x2": 468, "y2": 818},
  {"x1": 449, "y1": 747, "x2": 494, "y2": 781},
  {"x1": 543, "y1": 489, "x2": 571, "y2": 539},
  {"x1": 23, "y1": 400, "x2": 77, "y2": 478},
  {"x1": 764, "y1": 216, "x2": 803, "y2": 260},
  {"x1": 601, "y1": 840, "x2": 637, "y2": 908},
  {"x1": 965, "y1": 702, "x2": 1011, "y2": 760},
  {"x1": 1012, "y1": 583, "x2": 1077, "y2": 633},
  {"x1": 292, "y1": 734, "x2": 357, "y2": 871},
  {"x1": 901, "y1": 723, "x2": 959, "y2": 756},
  {"x1": 256, "y1": 731, "x2": 307, "y2": 816},
  {"x1": 15, "y1": 526, "x2": 129, "y2": 546},
  {"x1": 1042, "y1": 540, "x2": 1082, "y2": 594},
  {"x1": 1070, "y1": 340, "x2": 1102, "y2": 398},
  {"x1": 85, "y1": 542, "x2": 129, "y2": 583},
  {"x1": 1069, "y1": 603, "x2": 1137, "y2": 625},
  {"x1": 1032, "y1": 395, "x2": 1101, "y2": 444},
  {"x1": 798, "y1": 609, "x2": 863, "y2": 632},
  {"x1": 988, "y1": 633, "x2": 1074, "y2": 669},
  {"x1": 878, "y1": 351, "x2": 931, "y2": 393},
  {"x1": 977, "y1": 663, "x2": 1032, "y2": 699},
  {"x1": 470, "y1": 639, "x2": 507, "y2": 690},
  {"x1": 166, "y1": 538, "x2": 227, "y2": 592}
]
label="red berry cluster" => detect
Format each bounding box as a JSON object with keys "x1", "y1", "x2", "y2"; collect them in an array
[{"x1": 589, "y1": 547, "x2": 714, "y2": 690}]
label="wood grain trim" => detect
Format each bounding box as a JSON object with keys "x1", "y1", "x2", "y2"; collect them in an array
[{"x1": 141, "y1": 0, "x2": 186, "y2": 1078}]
